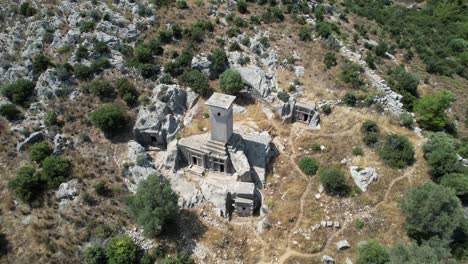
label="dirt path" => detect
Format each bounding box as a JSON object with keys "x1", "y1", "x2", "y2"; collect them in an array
[{"x1": 270, "y1": 125, "x2": 422, "y2": 263}]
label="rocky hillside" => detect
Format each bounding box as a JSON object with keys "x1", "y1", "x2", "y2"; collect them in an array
[{"x1": 0, "y1": 0, "x2": 466, "y2": 263}]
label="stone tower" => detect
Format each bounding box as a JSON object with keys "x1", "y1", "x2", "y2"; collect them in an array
[{"x1": 205, "y1": 92, "x2": 236, "y2": 143}]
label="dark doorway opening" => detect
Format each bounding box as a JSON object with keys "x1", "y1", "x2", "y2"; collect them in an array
[{"x1": 220, "y1": 164, "x2": 225, "y2": 173}]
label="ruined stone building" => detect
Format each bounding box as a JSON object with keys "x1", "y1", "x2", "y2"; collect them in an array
[
  {"x1": 279, "y1": 98, "x2": 320, "y2": 129},
  {"x1": 177, "y1": 93, "x2": 274, "y2": 217}
]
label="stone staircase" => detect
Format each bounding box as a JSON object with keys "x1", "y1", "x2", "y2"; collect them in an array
[{"x1": 202, "y1": 139, "x2": 226, "y2": 157}]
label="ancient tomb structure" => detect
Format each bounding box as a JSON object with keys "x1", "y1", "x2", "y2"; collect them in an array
[
  {"x1": 278, "y1": 98, "x2": 320, "y2": 129},
  {"x1": 178, "y1": 93, "x2": 274, "y2": 217}
]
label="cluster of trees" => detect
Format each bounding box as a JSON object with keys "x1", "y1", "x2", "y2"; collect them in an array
[
  {"x1": 84, "y1": 78, "x2": 139, "y2": 106},
  {"x1": 386, "y1": 67, "x2": 419, "y2": 111},
  {"x1": 84, "y1": 234, "x2": 192, "y2": 264},
  {"x1": 9, "y1": 141, "x2": 71, "y2": 202},
  {"x1": 361, "y1": 121, "x2": 415, "y2": 169},
  {"x1": 345, "y1": 0, "x2": 467, "y2": 78}
]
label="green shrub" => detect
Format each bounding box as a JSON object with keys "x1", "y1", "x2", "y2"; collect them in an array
[
  {"x1": 299, "y1": 25, "x2": 312, "y2": 41},
  {"x1": 74, "y1": 64, "x2": 95, "y2": 80},
  {"x1": 387, "y1": 67, "x2": 419, "y2": 110},
  {"x1": 261, "y1": 7, "x2": 284, "y2": 23},
  {"x1": 342, "y1": 92, "x2": 357, "y2": 107},
  {"x1": 8, "y1": 166, "x2": 42, "y2": 202},
  {"x1": 115, "y1": 78, "x2": 138, "y2": 106},
  {"x1": 229, "y1": 42, "x2": 242, "y2": 52},
  {"x1": 19, "y1": 2, "x2": 36, "y2": 16},
  {"x1": 90, "y1": 104, "x2": 127, "y2": 135},
  {"x1": 379, "y1": 134, "x2": 415, "y2": 169},
  {"x1": 94, "y1": 41, "x2": 110, "y2": 55},
  {"x1": 0, "y1": 104, "x2": 22, "y2": 121},
  {"x1": 361, "y1": 120, "x2": 379, "y2": 146},
  {"x1": 423, "y1": 133, "x2": 464, "y2": 181},
  {"x1": 400, "y1": 182, "x2": 464, "y2": 241},
  {"x1": 319, "y1": 167, "x2": 348, "y2": 195},
  {"x1": 180, "y1": 69, "x2": 210, "y2": 96},
  {"x1": 134, "y1": 45, "x2": 153, "y2": 64},
  {"x1": 89, "y1": 79, "x2": 116, "y2": 100},
  {"x1": 41, "y1": 157, "x2": 71, "y2": 189},
  {"x1": 1, "y1": 79, "x2": 35, "y2": 105},
  {"x1": 414, "y1": 90, "x2": 454, "y2": 132},
  {"x1": 316, "y1": 22, "x2": 332, "y2": 38},
  {"x1": 299, "y1": 157, "x2": 319, "y2": 175},
  {"x1": 321, "y1": 104, "x2": 332, "y2": 115},
  {"x1": 389, "y1": 240, "x2": 453, "y2": 264},
  {"x1": 55, "y1": 63, "x2": 74, "y2": 82},
  {"x1": 45, "y1": 111, "x2": 58, "y2": 127},
  {"x1": 160, "y1": 253, "x2": 193, "y2": 264},
  {"x1": 399, "y1": 112, "x2": 414, "y2": 128},
  {"x1": 440, "y1": 173, "x2": 468, "y2": 197},
  {"x1": 176, "y1": 0, "x2": 189, "y2": 9},
  {"x1": 90, "y1": 58, "x2": 111, "y2": 74},
  {"x1": 219, "y1": 69, "x2": 243, "y2": 94},
  {"x1": 29, "y1": 142, "x2": 53, "y2": 163},
  {"x1": 355, "y1": 219, "x2": 365, "y2": 229},
  {"x1": 324, "y1": 52, "x2": 337, "y2": 69},
  {"x1": 314, "y1": 4, "x2": 326, "y2": 21},
  {"x1": 277, "y1": 91, "x2": 289, "y2": 102},
  {"x1": 138, "y1": 63, "x2": 161, "y2": 79},
  {"x1": 237, "y1": 0, "x2": 248, "y2": 13},
  {"x1": 84, "y1": 246, "x2": 107, "y2": 264},
  {"x1": 356, "y1": 240, "x2": 389, "y2": 264},
  {"x1": 208, "y1": 49, "x2": 228, "y2": 78},
  {"x1": 341, "y1": 62, "x2": 365, "y2": 89},
  {"x1": 126, "y1": 174, "x2": 179, "y2": 237},
  {"x1": 353, "y1": 147, "x2": 364, "y2": 156},
  {"x1": 375, "y1": 40, "x2": 388, "y2": 57},
  {"x1": 80, "y1": 21, "x2": 96, "y2": 33},
  {"x1": 94, "y1": 181, "x2": 109, "y2": 196},
  {"x1": 106, "y1": 235, "x2": 137, "y2": 264},
  {"x1": 32, "y1": 53, "x2": 52, "y2": 74}
]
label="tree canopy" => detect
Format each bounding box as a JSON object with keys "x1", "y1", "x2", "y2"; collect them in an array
[
  {"x1": 219, "y1": 69, "x2": 244, "y2": 94},
  {"x1": 400, "y1": 182, "x2": 464, "y2": 242},
  {"x1": 414, "y1": 91, "x2": 454, "y2": 132},
  {"x1": 126, "y1": 174, "x2": 179, "y2": 238}
]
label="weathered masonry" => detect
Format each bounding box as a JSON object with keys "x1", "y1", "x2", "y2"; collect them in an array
[
  {"x1": 278, "y1": 98, "x2": 320, "y2": 129},
  {"x1": 177, "y1": 93, "x2": 275, "y2": 217}
]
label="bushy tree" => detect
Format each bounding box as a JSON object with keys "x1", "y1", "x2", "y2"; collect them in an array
[
  {"x1": 8, "y1": 166, "x2": 42, "y2": 202},
  {"x1": 379, "y1": 134, "x2": 415, "y2": 169},
  {"x1": 1, "y1": 79, "x2": 35, "y2": 105},
  {"x1": 160, "y1": 253, "x2": 193, "y2": 264},
  {"x1": 180, "y1": 69, "x2": 210, "y2": 96},
  {"x1": 414, "y1": 91, "x2": 454, "y2": 131},
  {"x1": 106, "y1": 235, "x2": 137, "y2": 264},
  {"x1": 0, "y1": 104, "x2": 22, "y2": 121},
  {"x1": 115, "y1": 78, "x2": 139, "y2": 106},
  {"x1": 361, "y1": 120, "x2": 379, "y2": 146},
  {"x1": 375, "y1": 40, "x2": 389, "y2": 57},
  {"x1": 342, "y1": 92, "x2": 357, "y2": 107},
  {"x1": 19, "y1": 2, "x2": 36, "y2": 16},
  {"x1": 84, "y1": 246, "x2": 107, "y2": 264},
  {"x1": 387, "y1": 67, "x2": 419, "y2": 110},
  {"x1": 29, "y1": 141, "x2": 53, "y2": 163},
  {"x1": 319, "y1": 167, "x2": 348, "y2": 195},
  {"x1": 299, "y1": 25, "x2": 312, "y2": 41},
  {"x1": 219, "y1": 69, "x2": 243, "y2": 94},
  {"x1": 126, "y1": 174, "x2": 179, "y2": 237},
  {"x1": 134, "y1": 45, "x2": 153, "y2": 64},
  {"x1": 90, "y1": 104, "x2": 127, "y2": 135},
  {"x1": 341, "y1": 61, "x2": 365, "y2": 89},
  {"x1": 41, "y1": 157, "x2": 71, "y2": 189},
  {"x1": 32, "y1": 53, "x2": 52, "y2": 74},
  {"x1": 138, "y1": 63, "x2": 161, "y2": 79},
  {"x1": 74, "y1": 64, "x2": 95, "y2": 80},
  {"x1": 324, "y1": 52, "x2": 337, "y2": 69},
  {"x1": 356, "y1": 240, "x2": 390, "y2": 264},
  {"x1": 299, "y1": 157, "x2": 319, "y2": 175},
  {"x1": 400, "y1": 182, "x2": 464, "y2": 241},
  {"x1": 208, "y1": 49, "x2": 228, "y2": 78},
  {"x1": 389, "y1": 239, "x2": 453, "y2": 264},
  {"x1": 89, "y1": 79, "x2": 116, "y2": 100},
  {"x1": 314, "y1": 4, "x2": 326, "y2": 21},
  {"x1": 440, "y1": 173, "x2": 468, "y2": 197},
  {"x1": 423, "y1": 132, "x2": 464, "y2": 181},
  {"x1": 316, "y1": 22, "x2": 332, "y2": 38},
  {"x1": 237, "y1": 0, "x2": 248, "y2": 13},
  {"x1": 176, "y1": 0, "x2": 189, "y2": 9},
  {"x1": 76, "y1": 45, "x2": 89, "y2": 61}
]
